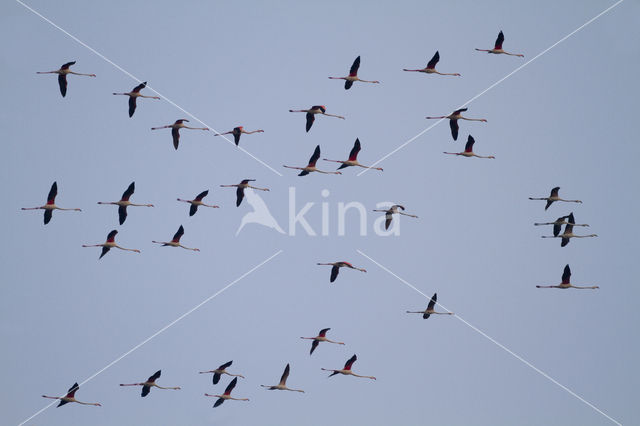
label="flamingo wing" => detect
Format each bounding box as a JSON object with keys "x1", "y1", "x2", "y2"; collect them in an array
[
  {"x1": 310, "y1": 339, "x2": 319, "y2": 355},
  {"x1": 61, "y1": 61, "x2": 76, "y2": 70},
  {"x1": 44, "y1": 209, "x2": 53, "y2": 224},
  {"x1": 47, "y1": 181, "x2": 58, "y2": 204},
  {"x1": 128, "y1": 96, "x2": 137, "y2": 118},
  {"x1": 189, "y1": 204, "x2": 198, "y2": 216},
  {"x1": 224, "y1": 377, "x2": 238, "y2": 394},
  {"x1": 121, "y1": 182, "x2": 135, "y2": 201},
  {"x1": 213, "y1": 397, "x2": 225, "y2": 407},
  {"x1": 427, "y1": 293, "x2": 437, "y2": 311},
  {"x1": 550, "y1": 187, "x2": 560, "y2": 198},
  {"x1": 305, "y1": 112, "x2": 315, "y2": 132},
  {"x1": 464, "y1": 135, "x2": 475, "y2": 152},
  {"x1": 172, "y1": 127, "x2": 180, "y2": 150},
  {"x1": 148, "y1": 370, "x2": 162, "y2": 382},
  {"x1": 344, "y1": 354, "x2": 357, "y2": 370},
  {"x1": 562, "y1": 265, "x2": 571, "y2": 284},
  {"x1": 66, "y1": 382, "x2": 79, "y2": 398},
  {"x1": 233, "y1": 129, "x2": 241, "y2": 146},
  {"x1": 449, "y1": 119, "x2": 459, "y2": 141},
  {"x1": 106, "y1": 229, "x2": 118, "y2": 242},
  {"x1": 118, "y1": 205, "x2": 128, "y2": 225},
  {"x1": 344, "y1": 80, "x2": 354, "y2": 90},
  {"x1": 349, "y1": 56, "x2": 360, "y2": 76},
  {"x1": 385, "y1": 213, "x2": 393, "y2": 230},
  {"x1": 141, "y1": 385, "x2": 151, "y2": 397},
  {"x1": 99, "y1": 246, "x2": 110, "y2": 259},
  {"x1": 453, "y1": 108, "x2": 468, "y2": 115},
  {"x1": 319, "y1": 327, "x2": 330, "y2": 337},
  {"x1": 308, "y1": 145, "x2": 321, "y2": 167},
  {"x1": 279, "y1": 364, "x2": 290, "y2": 385},
  {"x1": 132, "y1": 81, "x2": 147, "y2": 93},
  {"x1": 219, "y1": 360, "x2": 233, "y2": 370},
  {"x1": 553, "y1": 222, "x2": 562, "y2": 237},
  {"x1": 494, "y1": 31, "x2": 504, "y2": 50},
  {"x1": 195, "y1": 190, "x2": 209, "y2": 201},
  {"x1": 172, "y1": 225, "x2": 185, "y2": 242},
  {"x1": 213, "y1": 372, "x2": 222, "y2": 385},
  {"x1": 561, "y1": 237, "x2": 570, "y2": 247},
  {"x1": 348, "y1": 138, "x2": 361, "y2": 161},
  {"x1": 58, "y1": 74, "x2": 68, "y2": 97},
  {"x1": 427, "y1": 51, "x2": 439, "y2": 69},
  {"x1": 330, "y1": 265, "x2": 340, "y2": 283},
  {"x1": 236, "y1": 187, "x2": 245, "y2": 207}
]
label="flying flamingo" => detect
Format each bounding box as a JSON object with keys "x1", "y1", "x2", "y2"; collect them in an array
[
  {"x1": 444, "y1": 135, "x2": 495, "y2": 159},
  {"x1": 22, "y1": 182, "x2": 81, "y2": 224},
  {"x1": 323, "y1": 138, "x2": 383, "y2": 171},
  {"x1": 321, "y1": 354, "x2": 376, "y2": 380},
  {"x1": 151, "y1": 119, "x2": 209, "y2": 150},
  {"x1": 403, "y1": 51, "x2": 461, "y2": 76},
  {"x1": 541, "y1": 213, "x2": 597, "y2": 247},
  {"x1": 284, "y1": 145, "x2": 342, "y2": 176},
  {"x1": 120, "y1": 370, "x2": 181, "y2": 397},
  {"x1": 426, "y1": 108, "x2": 487, "y2": 141},
  {"x1": 373, "y1": 204, "x2": 418, "y2": 230},
  {"x1": 177, "y1": 190, "x2": 220, "y2": 216},
  {"x1": 534, "y1": 213, "x2": 589, "y2": 237},
  {"x1": 261, "y1": 363, "x2": 305, "y2": 393},
  {"x1": 536, "y1": 264, "x2": 599, "y2": 289},
  {"x1": 300, "y1": 328, "x2": 345, "y2": 355},
  {"x1": 406, "y1": 293, "x2": 454, "y2": 319},
  {"x1": 476, "y1": 31, "x2": 524, "y2": 57},
  {"x1": 113, "y1": 81, "x2": 160, "y2": 117},
  {"x1": 328, "y1": 56, "x2": 380, "y2": 89},
  {"x1": 317, "y1": 261, "x2": 367, "y2": 283},
  {"x1": 199, "y1": 360, "x2": 245, "y2": 385},
  {"x1": 82, "y1": 230, "x2": 140, "y2": 259},
  {"x1": 37, "y1": 61, "x2": 96, "y2": 97},
  {"x1": 205, "y1": 377, "x2": 249, "y2": 408},
  {"x1": 42, "y1": 382, "x2": 101, "y2": 407},
  {"x1": 529, "y1": 187, "x2": 582, "y2": 210},
  {"x1": 152, "y1": 225, "x2": 200, "y2": 251},
  {"x1": 214, "y1": 126, "x2": 264, "y2": 146},
  {"x1": 289, "y1": 105, "x2": 345, "y2": 132},
  {"x1": 97, "y1": 182, "x2": 154, "y2": 225},
  {"x1": 220, "y1": 179, "x2": 269, "y2": 207}
]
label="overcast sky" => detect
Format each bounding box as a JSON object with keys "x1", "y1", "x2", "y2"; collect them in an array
[{"x1": 2, "y1": 0, "x2": 639, "y2": 425}]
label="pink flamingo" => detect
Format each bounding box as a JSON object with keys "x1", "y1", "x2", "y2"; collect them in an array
[
  {"x1": 529, "y1": 187, "x2": 582, "y2": 210},
  {"x1": 476, "y1": 31, "x2": 524, "y2": 57},
  {"x1": 151, "y1": 119, "x2": 209, "y2": 150},
  {"x1": 289, "y1": 105, "x2": 345, "y2": 132},
  {"x1": 328, "y1": 56, "x2": 380, "y2": 89},
  {"x1": 177, "y1": 190, "x2": 220, "y2": 216},
  {"x1": 323, "y1": 138, "x2": 383, "y2": 171},
  {"x1": 300, "y1": 328, "x2": 345, "y2": 355},
  {"x1": 205, "y1": 377, "x2": 249, "y2": 407},
  {"x1": 534, "y1": 213, "x2": 589, "y2": 237},
  {"x1": 321, "y1": 354, "x2": 376, "y2": 380},
  {"x1": 113, "y1": 81, "x2": 160, "y2": 117},
  {"x1": 536, "y1": 264, "x2": 599, "y2": 289},
  {"x1": 443, "y1": 135, "x2": 495, "y2": 159},
  {"x1": 120, "y1": 370, "x2": 181, "y2": 397},
  {"x1": 541, "y1": 213, "x2": 597, "y2": 247},
  {"x1": 37, "y1": 61, "x2": 96, "y2": 97},
  {"x1": 152, "y1": 225, "x2": 200, "y2": 251},
  {"x1": 97, "y1": 182, "x2": 154, "y2": 225},
  {"x1": 284, "y1": 145, "x2": 342, "y2": 176},
  {"x1": 199, "y1": 360, "x2": 245, "y2": 385},
  {"x1": 214, "y1": 126, "x2": 264, "y2": 146},
  {"x1": 406, "y1": 293, "x2": 454, "y2": 319},
  {"x1": 372, "y1": 205, "x2": 418, "y2": 230},
  {"x1": 22, "y1": 181, "x2": 81, "y2": 224},
  {"x1": 403, "y1": 51, "x2": 461, "y2": 76},
  {"x1": 220, "y1": 179, "x2": 269, "y2": 207},
  {"x1": 426, "y1": 108, "x2": 487, "y2": 141},
  {"x1": 82, "y1": 230, "x2": 141, "y2": 259},
  {"x1": 261, "y1": 363, "x2": 305, "y2": 393},
  {"x1": 42, "y1": 382, "x2": 101, "y2": 407},
  {"x1": 317, "y1": 261, "x2": 367, "y2": 283}
]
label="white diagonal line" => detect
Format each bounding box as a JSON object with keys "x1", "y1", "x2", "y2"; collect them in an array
[
  {"x1": 15, "y1": 0, "x2": 283, "y2": 177},
  {"x1": 357, "y1": 249, "x2": 622, "y2": 425},
  {"x1": 17, "y1": 249, "x2": 283, "y2": 426},
  {"x1": 357, "y1": 0, "x2": 624, "y2": 175}
]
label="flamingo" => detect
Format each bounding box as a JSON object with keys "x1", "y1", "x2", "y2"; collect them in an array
[
  {"x1": 534, "y1": 213, "x2": 589, "y2": 237},
  {"x1": 37, "y1": 61, "x2": 96, "y2": 97},
  {"x1": 328, "y1": 56, "x2": 380, "y2": 89},
  {"x1": 82, "y1": 230, "x2": 140, "y2": 259},
  {"x1": 177, "y1": 190, "x2": 220, "y2": 216},
  {"x1": 536, "y1": 264, "x2": 599, "y2": 289},
  {"x1": 284, "y1": 145, "x2": 342, "y2": 176},
  {"x1": 199, "y1": 360, "x2": 245, "y2": 385},
  {"x1": 300, "y1": 328, "x2": 345, "y2": 355},
  {"x1": 288, "y1": 105, "x2": 345, "y2": 132},
  {"x1": 426, "y1": 108, "x2": 487, "y2": 141},
  {"x1": 152, "y1": 225, "x2": 200, "y2": 251},
  {"x1": 403, "y1": 51, "x2": 461, "y2": 76},
  {"x1": 406, "y1": 293, "x2": 454, "y2": 319},
  {"x1": 529, "y1": 187, "x2": 582, "y2": 210},
  {"x1": 22, "y1": 182, "x2": 81, "y2": 224},
  {"x1": 220, "y1": 179, "x2": 269, "y2": 207},
  {"x1": 323, "y1": 138, "x2": 383, "y2": 171},
  {"x1": 214, "y1": 126, "x2": 264, "y2": 146},
  {"x1": 151, "y1": 119, "x2": 209, "y2": 150},
  {"x1": 120, "y1": 370, "x2": 181, "y2": 397},
  {"x1": 113, "y1": 81, "x2": 160, "y2": 117},
  {"x1": 444, "y1": 135, "x2": 495, "y2": 159},
  {"x1": 261, "y1": 364, "x2": 305, "y2": 393},
  {"x1": 205, "y1": 377, "x2": 249, "y2": 407},
  {"x1": 541, "y1": 213, "x2": 597, "y2": 247},
  {"x1": 476, "y1": 31, "x2": 524, "y2": 57},
  {"x1": 321, "y1": 354, "x2": 376, "y2": 380},
  {"x1": 317, "y1": 261, "x2": 367, "y2": 283},
  {"x1": 372, "y1": 205, "x2": 418, "y2": 230},
  {"x1": 97, "y1": 182, "x2": 154, "y2": 225},
  {"x1": 42, "y1": 382, "x2": 101, "y2": 407}
]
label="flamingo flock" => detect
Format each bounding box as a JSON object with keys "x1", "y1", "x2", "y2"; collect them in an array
[{"x1": 23, "y1": 24, "x2": 603, "y2": 420}]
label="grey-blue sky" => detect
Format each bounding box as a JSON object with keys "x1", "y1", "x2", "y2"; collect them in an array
[{"x1": 1, "y1": 0, "x2": 638, "y2": 425}]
